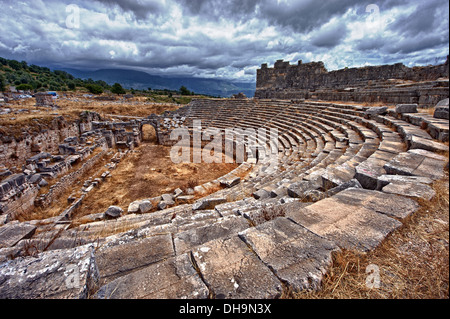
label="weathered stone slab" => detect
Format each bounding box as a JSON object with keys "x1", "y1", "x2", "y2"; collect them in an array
[
  {"x1": 320, "y1": 166, "x2": 355, "y2": 188},
  {"x1": 214, "y1": 198, "x2": 256, "y2": 217},
  {"x1": 176, "y1": 195, "x2": 195, "y2": 204},
  {"x1": 96, "y1": 234, "x2": 175, "y2": 284},
  {"x1": 382, "y1": 182, "x2": 436, "y2": 201},
  {"x1": 240, "y1": 218, "x2": 338, "y2": 291},
  {"x1": 407, "y1": 135, "x2": 449, "y2": 153},
  {"x1": 104, "y1": 206, "x2": 123, "y2": 219},
  {"x1": 161, "y1": 194, "x2": 175, "y2": 205},
  {"x1": 95, "y1": 254, "x2": 208, "y2": 299},
  {"x1": 331, "y1": 188, "x2": 419, "y2": 219},
  {"x1": 427, "y1": 120, "x2": 450, "y2": 141},
  {"x1": 192, "y1": 197, "x2": 227, "y2": 211},
  {"x1": 174, "y1": 215, "x2": 249, "y2": 254},
  {"x1": 355, "y1": 158, "x2": 387, "y2": 190},
  {"x1": 220, "y1": 176, "x2": 241, "y2": 188},
  {"x1": 127, "y1": 200, "x2": 153, "y2": 214},
  {"x1": 0, "y1": 222, "x2": 37, "y2": 248},
  {"x1": 408, "y1": 149, "x2": 448, "y2": 161},
  {"x1": 384, "y1": 150, "x2": 446, "y2": 180},
  {"x1": 0, "y1": 244, "x2": 99, "y2": 299},
  {"x1": 253, "y1": 189, "x2": 270, "y2": 200},
  {"x1": 365, "y1": 106, "x2": 388, "y2": 116},
  {"x1": 434, "y1": 98, "x2": 449, "y2": 120},
  {"x1": 191, "y1": 236, "x2": 282, "y2": 299},
  {"x1": 288, "y1": 191, "x2": 403, "y2": 252},
  {"x1": 326, "y1": 179, "x2": 362, "y2": 197},
  {"x1": 287, "y1": 180, "x2": 321, "y2": 198},
  {"x1": 376, "y1": 175, "x2": 433, "y2": 191},
  {"x1": 378, "y1": 140, "x2": 405, "y2": 154},
  {"x1": 172, "y1": 210, "x2": 220, "y2": 227},
  {"x1": 395, "y1": 104, "x2": 418, "y2": 114}
]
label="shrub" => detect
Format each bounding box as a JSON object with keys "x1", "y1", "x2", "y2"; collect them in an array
[
  {"x1": 85, "y1": 84, "x2": 104, "y2": 95},
  {"x1": 16, "y1": 83, "x2": 33, "y2": 91},
  {"x1": 111, "y1": 83, "x2": 126, "y2": 94}
]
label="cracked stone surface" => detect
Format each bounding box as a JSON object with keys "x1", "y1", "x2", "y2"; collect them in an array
[
  {"x1": 95, "y1": 253, "x2": 208, "y2": 299},
  {"x1": 191, "y1": 236, "x2": 283, "y2": 299},
  {"x1": 288, "y1": 189, "x2": 405, "y2": 252},
  {"x1": 240, "y1": 217, "x2": 339, "y2": 291},
  {"x1": 0, "y1": 244, "x2": 99, "y2": 299}
]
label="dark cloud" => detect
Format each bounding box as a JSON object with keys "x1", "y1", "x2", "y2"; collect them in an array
[
  {"x1": 390, "y1": 0, "x2": 446, "y2": 37},
  {"x1": 0, "y1": 0, "x2": 448, "y2": 81},
  {"x1": 93, "y1": 0, "x2": 166, "y2": 19},
  {"x1": 310, "y1": 20, "x2": 348, "y2": 48}
]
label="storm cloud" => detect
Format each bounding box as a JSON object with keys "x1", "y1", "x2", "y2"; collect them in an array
[{"x1": 0, "y1": 0, "x2": 448, "y2": 82}]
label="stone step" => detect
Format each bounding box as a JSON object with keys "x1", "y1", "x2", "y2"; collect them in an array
[
  {"x1": 96, "y1": 233, "x2": 175, "y2": 285},
  {"x1": 0, "y1": 221, "x2": 37, "y2": 249},
  {"x1": 191, "y1": 236, "x2": 283, "y2": 299},
  {"x1": 95, "y1": 253, "x2": 208, "y2": 299},
  {"x1": 384, "y1": 149, "x2": 448, "y2": 181},
  {"x1": 239, "y1": 217, "x2": 339, "y2": 291},
  {"x1": 0, "y1": 244, "x2": 98, "y2": 299},
  {"x1": 173, "y1": 215, "x2": 250, "y2": 255},
  {"x1": 287, "y1": 188, "x2": 418, "y2": 252}
]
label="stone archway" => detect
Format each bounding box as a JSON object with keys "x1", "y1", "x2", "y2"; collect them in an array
[{"x1": 141, "y1": 124, "x2": 157, "y2": 143}]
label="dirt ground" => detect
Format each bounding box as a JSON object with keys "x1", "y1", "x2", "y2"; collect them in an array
[
  {"x1": 79, "y1": 143, "x2": 237, "y2": 216},
  {"x1": 28, "y1": 141, "x2": 238, "y2": 222}
]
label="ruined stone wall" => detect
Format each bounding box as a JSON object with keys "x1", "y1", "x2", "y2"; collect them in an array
[
  {"x1": 255, "y1": 57, "x2": 449, "y2": 106},
  {"x1": 35, "y1": 146, "x2": 108, "y2": 209},
  {"x1": 0, "y1": 123, "x2": 80, "y2": 168},
  {"x1": 0, "y1": 185, "x2": 40, "y2": 220},
  {"x1": 0, "y1": 112, "x2": 102, "y2": 169}
]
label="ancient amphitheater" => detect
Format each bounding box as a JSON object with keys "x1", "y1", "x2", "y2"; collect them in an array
[{"x1": 0, "y1": 58, "x2": 449, "y2": 299}]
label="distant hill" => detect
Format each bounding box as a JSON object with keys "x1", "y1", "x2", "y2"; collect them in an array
[{"x1": 62, "y1": 68, "x2": 256, "y2": 98}]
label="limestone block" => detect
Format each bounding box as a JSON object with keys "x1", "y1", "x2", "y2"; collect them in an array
[
  {"x1": 288, "y1": 194, "x2": 403, "y2": 252},
  {"x1": 382, "y1": 182, "x2": 436, "y2": 201},
  {"x1": 0, "y1": 222, "x2": 37, "y2": 248},
  {"x1": 434, "y1": 98, "x2": 449, "y2": 120},
  {"x1": 396, "y1": 104, "x2": 418, "y2": 114},
  {"x1": 240, "y1": 218, "x2": 339, "y2": 291},
  {"x1": 192, "y1": 197, "x2": 227, "y2": 211},
  {"x1": 0, "y1": 244, "x2": 99, "y2": 299},
  {"x1": 191, "y1": 236, "x2": 282, "y2": 299},
  {"x1": 95, "y1": 254, "x2": 208, "y2": 299},
  {"x1": 104, "y1": 206, "x2": 123, "y2": 219},
  {"x1": 96, "y1": 234, "x2": 175, "y2": 284},
  {"x1": 174, "y1": 215, "x2": 249, "y2": 254}
]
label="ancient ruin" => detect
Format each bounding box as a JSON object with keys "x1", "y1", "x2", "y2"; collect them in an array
[
  {"x1": 0, "y1": 59, "x2": 449, "y2": 299},
  {"x1": 256, "y1": 57, "x2": 449, "y2": 107}
]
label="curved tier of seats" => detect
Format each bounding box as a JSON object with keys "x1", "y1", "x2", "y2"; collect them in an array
[{"x1": 1, "y1": 99, "x2": 448, "y2": 299}]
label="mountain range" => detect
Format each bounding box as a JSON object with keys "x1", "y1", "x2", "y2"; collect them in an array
[{"x1": 61, "y1": 68, "x2": 256, "y2": 98}]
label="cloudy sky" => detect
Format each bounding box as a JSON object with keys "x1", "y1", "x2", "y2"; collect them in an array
[{"x1": 0, "y1": 0, "x2": 448, "y2": 82}]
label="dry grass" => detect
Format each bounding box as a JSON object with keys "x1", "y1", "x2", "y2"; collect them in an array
[{"x1": 288, "y1": 177, "x2": 449, "y2": 299}]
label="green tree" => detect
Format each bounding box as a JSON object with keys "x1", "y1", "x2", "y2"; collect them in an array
[
  {"x1": 8, "y1": 60, "x2": 22, "y2": 71},
  {"x1": 111, "y1": 83, "x2": 126, "y2": 94},
  {"x1": 85, "y1": 84, "x2": 104, "y2": 95},
  {"x1": 68, "y1": 82, "x2": 76, "y2": 90},
  {"x1": 180, "y1": 86, "x2": 191, "y2": 96},
  {"x1": 0, "y1": 75, "x2": 5, "y2": 92},
  {"x1": 16, "y1": 83, "x2": 33, "y2": 91}
]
